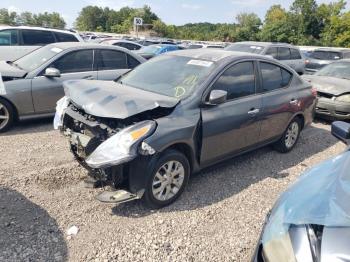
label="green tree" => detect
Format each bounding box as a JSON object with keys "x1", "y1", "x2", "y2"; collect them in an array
[
  {"x1": 235, "y1": 13, "x2": 262, "y2": 41},
  {"x1": 0, "y1": 8, "x2": 17, "y2": 25}
]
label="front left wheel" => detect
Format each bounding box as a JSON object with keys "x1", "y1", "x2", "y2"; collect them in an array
[{"x1": 142, "y1": 150, "x2": 190, "y2": 209}]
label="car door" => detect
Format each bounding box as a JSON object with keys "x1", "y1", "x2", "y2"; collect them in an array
[
  {"x1": 278, "y1": 47, "x2": 294, "y2": 69},
  {"x1": 0, "y1": 29, "x2": 26, "y2": 61},
  {"x1": 290, "y1": 48, "x2": 305, "y2": 74},
  {"x1": 20, "y1": 29, "x2": 56, "y2": 59},
  {"x1": 257, "y1": 61, "x2": 295, "y2": 142},
  {"x1": 96, "y1": 49, "x2": 131, "y2": 81},
  {"x1": 200, "y1": 61, "x2": 263, "y2": 165},
  {"x1": 31, "y1": 49, "x2": 96, "y2": 114}
]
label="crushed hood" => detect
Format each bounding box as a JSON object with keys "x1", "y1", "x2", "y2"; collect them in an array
[
  {"x1": 63, "y1": 80, "x2": 179, "y2": 119},
  {"x1": 302, "y1": 75, "x2": 350, "y2": 96},
  {"x1": 0, "y1": 61, "x2": 27, "y2": 78}
]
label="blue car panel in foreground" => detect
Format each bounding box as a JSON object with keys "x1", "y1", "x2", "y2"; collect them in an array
[{"x1": 253, "y1": 121, "x2": 350, "y2": 262}]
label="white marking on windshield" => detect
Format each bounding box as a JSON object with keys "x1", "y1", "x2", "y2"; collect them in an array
[{"x1": 187, "y1": 60, "x2": 213, "y2": 67}]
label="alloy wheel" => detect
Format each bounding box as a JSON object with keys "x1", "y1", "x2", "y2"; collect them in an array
[
  {"x1": 285, "y1": 122, "x2": 299, "y2": 149},
  {"x1": 0, "y1": 102, "x2": 9, "y2": 130},
  {"x1": 152, "y1": 160, "x2": 185, "y2": 201}
]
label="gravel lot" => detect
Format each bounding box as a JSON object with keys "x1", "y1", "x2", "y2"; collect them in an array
[{"x1": 0, "y1": 119, "x2": 346, "y2": 262}]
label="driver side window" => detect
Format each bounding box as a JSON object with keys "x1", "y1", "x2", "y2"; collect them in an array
[
  {"x1": 211, "y1": 62, "x2": 256, "y2": 100},
  {"x1": 50, "y1": 50, "x2": 94, "y2": 74}
]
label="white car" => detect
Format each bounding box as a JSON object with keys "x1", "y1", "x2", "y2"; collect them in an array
[{"x1": 0, "y1": 26, "x2": 83, "y2": 61}]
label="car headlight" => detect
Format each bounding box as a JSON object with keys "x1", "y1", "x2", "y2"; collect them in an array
[
  {"x1": 86, "y1": 120, "x2": 156, "y2": 168},
  {"x1": 336, "y1": 94, "x2": 350, "y2": 103},
  {"x1": 53, "y1": 96, "x2": 69, "y2": 130}
]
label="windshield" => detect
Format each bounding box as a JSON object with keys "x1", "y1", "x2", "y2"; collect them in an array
[
  {"x1": 225, "y1": 44, "x2": 263, "y2": 54},
  {"x1": 311, "y1": 51, "x2": 342, "y2": 60},
  {"x1": 14, "y1": 45, "x2": 63, "y2": 71},
  {"x1": 140, "y1": 45, "x2": 161, "y2": 54},
  {"x1": 119, "y1": 55, "x2": 215, "y2": 99},
  {"x1": 315, "y1": 62, "x2": 350, "y2": 79}
]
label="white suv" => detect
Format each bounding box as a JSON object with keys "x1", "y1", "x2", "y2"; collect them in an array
[{"x1": 0, "y1": 26, "x2": 83, "y2": 61}]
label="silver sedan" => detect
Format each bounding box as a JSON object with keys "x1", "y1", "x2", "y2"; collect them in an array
[{"x1": 0, "y1": 42, "x2": 145, "y2": 132}]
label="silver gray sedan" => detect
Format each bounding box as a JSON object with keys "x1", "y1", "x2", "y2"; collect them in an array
[{"x1": 0, "y1": 42, "x2": 146, "y2": 132}]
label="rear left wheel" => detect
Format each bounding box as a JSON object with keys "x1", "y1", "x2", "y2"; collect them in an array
[
  {"x1": 0, "y1": 98, "x2": 15, "y2": 133},
  {"x1": 142, "y1": 150, "x2": 190, "y2": 209},
  {"x1": 274, "y1": 118, "x2": 302, "y2": 153}
]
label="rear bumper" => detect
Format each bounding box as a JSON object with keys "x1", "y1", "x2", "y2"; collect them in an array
[{"x1": 316, "y1": 98, "x2": 350, "y2": 120}]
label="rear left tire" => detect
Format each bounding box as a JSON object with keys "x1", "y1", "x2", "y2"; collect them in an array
[
  {"x1": 273, "y1": 117, "x2": 302, "y2": 153},
  {"x1": 0, "y1": 98, "x2": 15, "y2": 133}
]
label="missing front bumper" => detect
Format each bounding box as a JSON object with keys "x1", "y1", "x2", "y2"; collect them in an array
[{"x1": 96, "y1": 190, "x2": 141, "y2": 204}]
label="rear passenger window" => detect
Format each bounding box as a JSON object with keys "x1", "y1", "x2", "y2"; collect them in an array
[
  {"x1": 0, "y1": 29, "x2": 18, "y2": 46},
  {"x1": 260, "y1": 62, "x2": 292, "y2": 92},
  {"x1": 51, "y1": 50, "x2": 93, "y2": 74},
  {"x1": 54, "y1": 32, "x2": 78, "y2": 42},
  {"x1": 97, "y1": 50, "x2": 128, "y2": 70},
  {"x1": 290, "y1": 49, "x2": 302, "y2": 59},
  {"x1": 127, "y1": 55, "x2": 140, "y2": 69},
  {"x1": 212, "y1": 62, "x2": 256, "y2": 100},
  {"x1": 22, "y1": 30, "x2": 55, "y2": 45},
  {"x1": 265, "y1": 47, "x2": 278, "y2": 59},
  {"x1": 126, "y1": 43, "x2": 141, "y2": 50},
  {"x1": 278, "y1": 47, "x2": 291, "y2": 60}
]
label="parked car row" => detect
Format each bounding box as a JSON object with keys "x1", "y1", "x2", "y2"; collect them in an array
[{"x1": 1, "y1": 26, "x2": 350, "y2": 262}]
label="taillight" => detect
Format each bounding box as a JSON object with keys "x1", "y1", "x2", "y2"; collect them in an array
[
  {"x1": 311, "y1": 87, "x2": 317, "y2": 97},
  {"x1": 305, "y1": 59, "x2": 310, "y2": 64}
]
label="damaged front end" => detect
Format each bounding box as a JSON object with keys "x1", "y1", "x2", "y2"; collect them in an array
[{"x1": 56, "y1": 99, "x2": 160, "y2": 203}]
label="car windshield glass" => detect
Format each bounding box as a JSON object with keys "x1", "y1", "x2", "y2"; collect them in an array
[
  {"x1": 312, "y1": 51, "x2": 342, "y2": 60},
  {"x1": 140, "y1": 45, "x2": 161, "y2": 54},
  {"x1": 14, "y1": 45, "x2": 63, "y2": 71},
  {"x1": 225, "y1": 44, "x2": 263, "y2": 54},
  {"x1": 119, "y1": 55, "x2": 215, "y2": 99},
  {"x1": 315, "y1": 62, "x2": 350, "y2": 79}
]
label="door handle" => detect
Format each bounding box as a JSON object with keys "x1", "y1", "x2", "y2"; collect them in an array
[
  {"x1": 290, "y1": 99, "x2": 298, "y2": 105},
  {"x1": 82, "y1": 75, "x2": 94, "y2": 80},
  {"x1": 248, "y1": 108, "x2": 260, "y2": 115}
]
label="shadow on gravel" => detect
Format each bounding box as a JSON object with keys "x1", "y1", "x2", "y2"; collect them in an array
[
  {"x1": 0, "y1": 117, "x2": 53, "y2": 137},
  {"x1": 112, "y1": 124, "x2": 338, "y2": 217},
  {"x1": 0, "y1": 187, "x2": 68, "y2": 261}
]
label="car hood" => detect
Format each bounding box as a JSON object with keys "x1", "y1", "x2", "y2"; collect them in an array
[
  {"x1": 262, "y1": 150, "x2": 350, "y2": 245},
  {"x1": 0, "y1": 61, "x2": 27, "y2": 78},
  {"x1": 302, "y1": 75, "x2": 350, "y2": 96},
  {"x1": 63, "y1": 80, "x2": 179, "y2": 119}
]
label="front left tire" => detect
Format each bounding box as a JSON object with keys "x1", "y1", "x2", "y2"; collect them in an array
[{"x1": 142, "y1": 149, "x2": 190, "y2": 209}]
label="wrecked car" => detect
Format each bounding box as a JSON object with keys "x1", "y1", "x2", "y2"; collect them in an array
[
  {"x1": 252, "y1": 121, "x2": 350, "y2": 262},
  {"x1": 56, "y1": 49, "x2": 316, "y2": 208},
  {"x1": 303, "y1": 59, "x2": 350, "y2": 120},
  {"x1": 0, "y1": 42, "x2": 145, "y2": 132}
]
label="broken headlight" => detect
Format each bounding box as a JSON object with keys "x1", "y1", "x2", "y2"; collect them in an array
[
  {"x1": 336, "y1": 94, "x2": 350, "y2": 103},
  {"x1": 86, "y1": 120, "x2": 156, "y2": 168}
]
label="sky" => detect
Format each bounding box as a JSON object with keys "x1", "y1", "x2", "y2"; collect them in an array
[{"x1": 1, "y1": 0, "x2": 347, "y2": 28}]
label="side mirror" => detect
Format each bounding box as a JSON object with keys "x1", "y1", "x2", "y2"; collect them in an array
[
  {"x1": 332, "y1": 121, "x2": 350, "y2": 145},
  {"x1": 44, "y1": 67, "x2": 61, "y2": 78},
  {"x1": 208, "y1": 90, "x2": 227, "y2": 105}
]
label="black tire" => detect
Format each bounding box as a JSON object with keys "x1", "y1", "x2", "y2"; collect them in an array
[
  {"x1": 0, "y1": 98, "x2": 15, "y2": 133},
  {"x1": 273, "y1": 117, "x2": 302, "y2": 153},
  {"x1": 142, "y1": 149, "x2": 190, "y2": 209}
]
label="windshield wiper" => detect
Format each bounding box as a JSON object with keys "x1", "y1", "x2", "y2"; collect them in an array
[{"x1": 7, "y1": 61, "x2": 23, "y2": 70}]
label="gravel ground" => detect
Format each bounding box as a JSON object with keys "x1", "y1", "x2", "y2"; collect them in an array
[{"x1": 0, "y1": 118, "x2": 346, "y2": 262}]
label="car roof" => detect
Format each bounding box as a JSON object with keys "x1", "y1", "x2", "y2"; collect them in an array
[
  {"x1": 105, "y1": 39, "x2": 142, "y2": 45},
  {"x1": 46, "y1": 42, "x2": 117, "y2": 49},
  {"x1": 314, "y1": 47, "x2": 350, "y2": 53},
  {"x1": 231, "y1": 41, "x2": 296, "y2": 48},
  {"x1": 0, "y1": 25, "x2": 77, "y2": 35},
  {"x1": 166, "y1": 48, "x2": 269, "y2": 63}
]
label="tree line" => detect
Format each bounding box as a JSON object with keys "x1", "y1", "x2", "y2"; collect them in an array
[
  {"x1": 0, "y1": 0, "x2": 349, "y2": 47},
  {"x1": 0, "y1": 8, "x2": 66, "y2": 29}
]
